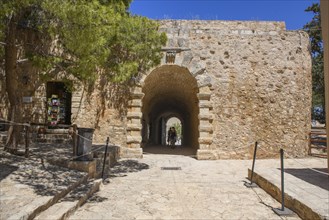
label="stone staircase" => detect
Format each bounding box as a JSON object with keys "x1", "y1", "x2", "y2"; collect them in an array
[
  {"x1": 0, "y1": 131, "x2": 6, "y2": 145},
  {"x1": 1, "y1": 128, "x2": 119, "y2": 220},
  {"x1": 34, "y1": 178, "x2": 102, "y2": 220},
  {"x1": 33, "y1": 128, "x2": 73, "y2": 145},
  {"x1": 7, "y1": 174, "x2": 89, "y2": 220}
]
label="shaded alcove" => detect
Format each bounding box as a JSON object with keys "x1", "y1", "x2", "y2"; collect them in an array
[
  {"x1": 166, "y1": 116, "x2": 182, "y2": 146},
  {"x1": 141, "y1": 65, "x2": 199, "y2": 150}
]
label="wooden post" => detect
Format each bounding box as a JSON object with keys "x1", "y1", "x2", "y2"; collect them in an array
[
  {"x1": 25, "y1": 123, "x2": 29, "y2": 158},
  {"x1": 72, "y1": 124, "x2": 78, "y2": 156},
  {"x1": 308, "y1": 132, "x2": 312, "y2": 156}
]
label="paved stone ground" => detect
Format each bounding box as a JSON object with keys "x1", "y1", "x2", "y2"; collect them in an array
[
  {"x1": 70, "y1": 152, "x2": 301, "y2": 220},
  {"x1": 0, "y1": 147, "x2": 86, "y2": 220}
]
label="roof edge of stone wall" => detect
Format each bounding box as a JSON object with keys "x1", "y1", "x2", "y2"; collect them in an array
[{"x1": 157, "y1": 19, "x2": 286, "y2": 31}]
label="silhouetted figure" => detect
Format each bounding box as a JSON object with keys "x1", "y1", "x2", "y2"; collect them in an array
[{"x1": 167, "y1": 127, "x2": 177, "y2": 149}]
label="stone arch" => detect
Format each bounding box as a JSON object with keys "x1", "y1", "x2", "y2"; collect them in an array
[
  {"x1": 126, "y1": 62, "x2": 214, "y2": 159},
  {"x1": 153, "y1": 113, "x2": 184, "y2": 146}
]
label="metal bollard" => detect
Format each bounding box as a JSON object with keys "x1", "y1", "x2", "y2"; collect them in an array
[
  {"x1": 245, "y1": 141, "x2": 258, "y2": 188},
  {"x1": 24, "y1": 124, "x2": 30, "y2": 158},
  {"x1": 102, "y1": 137, "x2": 109, "y2": 180},
  {"x1": 273, "y1": 148, "x2": 293, "y2": 216}
]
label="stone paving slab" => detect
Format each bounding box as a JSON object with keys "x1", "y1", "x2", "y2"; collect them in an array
[
  {"x1": 250, "y1": 157, "x2": 329, "y2": 220},
  {"x1": 69, "y1": 154, "x2": 302, "y2": 220}
]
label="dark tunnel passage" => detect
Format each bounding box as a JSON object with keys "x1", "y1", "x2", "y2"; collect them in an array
[{"x1": 141, "y1": 65, "x2": 200, "y2": 150}]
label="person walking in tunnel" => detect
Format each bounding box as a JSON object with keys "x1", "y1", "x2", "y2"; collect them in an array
[{"x1": 167, "y1": 127, "x2": 177, "y2": 149}]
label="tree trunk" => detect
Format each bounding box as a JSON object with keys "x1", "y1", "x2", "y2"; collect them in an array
[{"x1": 4, "y1": 14, "x2": 23, "y2": 153}]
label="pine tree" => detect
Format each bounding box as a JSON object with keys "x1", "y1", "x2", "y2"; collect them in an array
[
  {"x1": 303, "y1": 3, "x2": 325, "y2": 123},
  {"x1": 0, "y1": 0, "x2": 167, "y2": 153}
]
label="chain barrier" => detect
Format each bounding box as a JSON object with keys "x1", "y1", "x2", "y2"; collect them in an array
[
  {"x1": 255, "y1": 140, "x2": 328, "y2": 176},
  {"x1": 72, "y1": 129, "x2": 93, "y2": 142},
  {"x1": 0, "y1": 118, "x2": 30, "y2": 127},
  {"x1": 71, "y1": 144, "x2": 108, "y2": 160},
  {"x1": 0, "y1": 117, "x2": 114, "y2": 161}
]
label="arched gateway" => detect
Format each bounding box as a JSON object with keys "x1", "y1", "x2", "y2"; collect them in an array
[{"x1": 126, "y1": 57, "x2": 214, "y2": 159}]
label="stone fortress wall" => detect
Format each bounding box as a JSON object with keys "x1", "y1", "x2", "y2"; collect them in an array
[
  {"x1": 2, "y1": 20, "x2": 311, "y2": 160},
  {"x1": 72, "y1": 20, "x2": 312, "y2": 159}
]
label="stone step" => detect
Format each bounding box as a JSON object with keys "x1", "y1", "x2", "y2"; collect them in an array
[
  {"x1": 0, "y1": 132, "x2": 7, "y2": 145},
  {"x1": 34, "y1": 138, "x2": 72, "y2": 144},
  {"x1": 7, "y1": 174, "x2": 89, "y2": 220},
  {"x1": 34, "y1": 179, "x2": 102, "y2": 220},
  {"x1": 45, "y1": 128, "x2": 70, "y2": 134}
]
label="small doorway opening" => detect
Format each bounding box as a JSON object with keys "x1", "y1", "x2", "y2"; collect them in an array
[
  {"x1": 166, "y1": 117, "x2": 182, "y2": 146},
  {"x1": 46, "y1": 82, "x2": 72, "y2": 126}
]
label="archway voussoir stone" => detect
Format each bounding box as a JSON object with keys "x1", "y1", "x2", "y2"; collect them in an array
[
  {"x1": 180, "y1": 52, "x2": 193, "y2": 67},
  {"x1": 199, "y1": 125, "x2": 213, "y2": 133},
  {"x1": 189, "y1": 61, "x2": 206, "y2": 77},
  {"x1": 197, "y1": 149, "x2": 217, "y2": 160},
  {"x1": 198, "y1": 114, "x2": 214, "y2": 121},
  {"x1": 130, "y1": 93, "x2": 144, "y2": 99},
  {"x1": 127, "y1": 136, "x2": 142, "y2": 144},
  {"x1": 127, "y1": 124, "x2": 142, "y2": 131},
  {"x1": 120, "y1": 147, "x2": 143, "y2": 159},
  {"x1": 127, "y1": 112, "x2": 142, "y2": 119},
  {"x1": 199, "y1": 137, "x2": 213, "y2": 145},
  {"x1": 199, "y1": 101, "x2": 212, "y2": 108},
  {"x1": 128, "y1": 100, "x2": 142, "y2": 108},
  {"x1": 197, "y1": 93, "x2": 211, "y2": 100},
  {"x1": 196, "y1": 75, "x2": 213, "y2": 88}
]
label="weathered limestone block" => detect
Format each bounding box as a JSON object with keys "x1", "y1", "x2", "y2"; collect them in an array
[
  {"x1": 198, "y1": 114, "x2": 214, "y2": 121},
  {"x1": 199, "y1": 137, "x2": 213, "y2": 145},
  {"x1": 197, "y1": 93, "x2": 211, "y2": 100},
  {"x1": 126, "y1": 135, "x2": 142, "y2": 144},
  {"x1": 128, "y1": 100, "x2": 142, "y2": 107},
  {"x1": 198, "y1": 100, "x2": 212, "y2": 108},
  {"x1": 127, "y1": 112, "x2": 142, "y2": 119},
  {"x1": 119, "y1": 147, "x2": 143, "y2": 158},
  {"x1": 126, "y1": 124, "x2": 142, "y2": 131},
  {"x1": 180, "y1": 51, "x2": 193, "y2": 67},
  {"x1": 199, "y1": 125, "x2": 213, "y2": 133},
  {"x1": 196, "y1": 149, "x2": 217, "y2": 160},
  {"x1": 196, "y1": 74, "x2": 213, "y2": 88},
  {"x1": 130, "y1": 92, "x2": 144, "y2": 99}
]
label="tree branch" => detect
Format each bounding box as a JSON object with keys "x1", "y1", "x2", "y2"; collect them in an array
[{"x1": 17, "y1": 58, "x2": 29, "y2": 63}]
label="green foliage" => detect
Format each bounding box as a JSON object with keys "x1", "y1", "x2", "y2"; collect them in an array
[
  {"x1": 106, "y1": 15, "x2": 167, "y2": 82},
  {"x1": 303, "y1": 3, "x2": 325, "y2": 120},
  {"x1": 172, "y1": 122, "x2": 182, "y2": 139},
  {"x1": 0, "y1": 0, "x2": 167, "y2": 85},
  {"x1": 303, "y1": 3, "x2": 323, "y2": 56}
]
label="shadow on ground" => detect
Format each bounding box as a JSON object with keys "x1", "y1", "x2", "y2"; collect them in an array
[
  {"x1": 284, "y1": 168, "x2": 329, "y2": 191},
  {"x1": 109, "y1": 160, "x2": 149, "y2": 178},
  {"x1": 1, "y1": 148, "x2": 85, "y2": 196},
  {"x1": 143, "y1": 145, "x2": 197, "y2": 157},
  {"x1": 30, "y1": 143, "x2": 72, "y2": 160},
  {"x1": 59, "y1": 180, "x2": 108, "y2": 203},
  {"x1": 0, "y1": 164, "x2": 19, "y2": 181}
]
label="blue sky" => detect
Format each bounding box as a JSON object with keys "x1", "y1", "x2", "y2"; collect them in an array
[{"x1": 129, "y1": 0, "x2": 319, "y2": 30}]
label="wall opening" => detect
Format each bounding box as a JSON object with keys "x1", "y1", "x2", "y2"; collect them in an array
[
  {"x1": 141, "y1": 65, "x2": 199, "y2": 151},
  {"x1": 46, "y1": 81, "x2": 72, "y2": 126},
  {"x1": 166, "y1": 117, "x2": 182, "y2": 146}
]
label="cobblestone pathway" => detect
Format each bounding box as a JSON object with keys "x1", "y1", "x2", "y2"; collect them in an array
[{"x1": 70, "y1": 154, "x2": 300, "y2": 220}]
